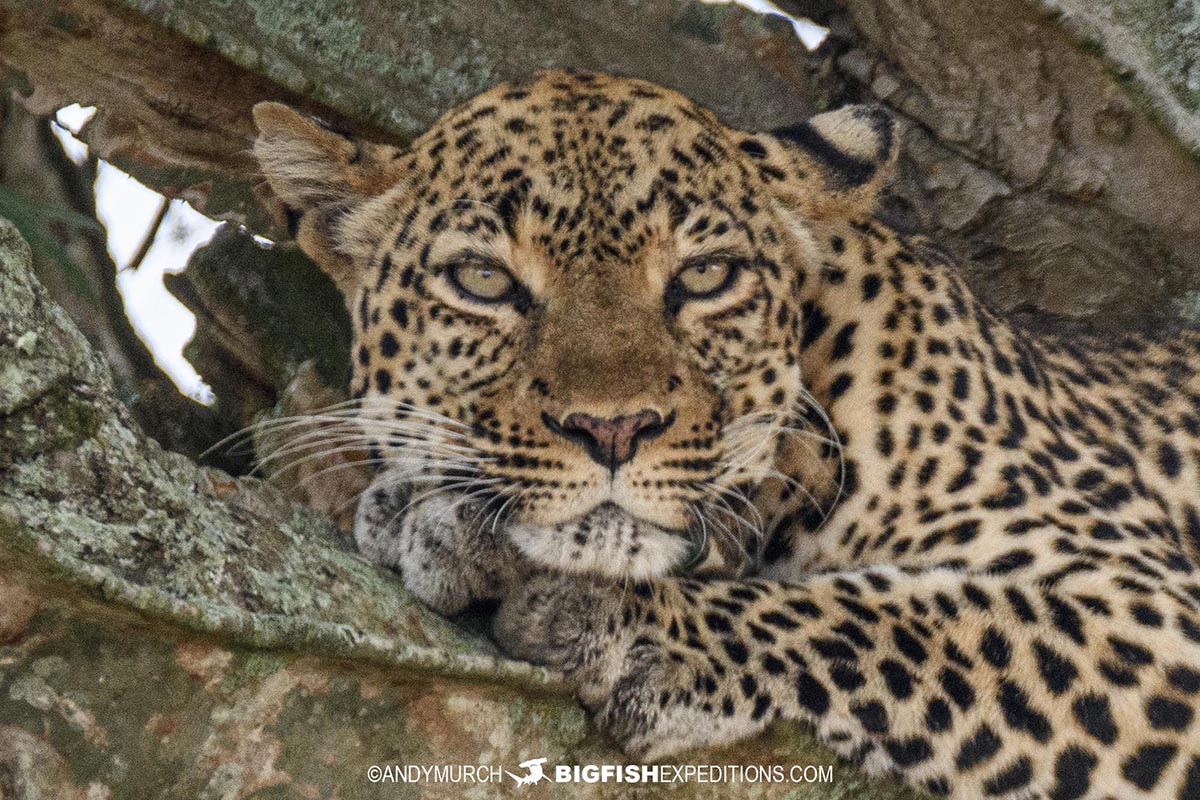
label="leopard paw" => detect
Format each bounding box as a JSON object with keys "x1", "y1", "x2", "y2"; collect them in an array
[
  {"x1": 354, "y1": 475, "x2": 526, "y2": 615},
  {"x1": 492, "y1": 571, "x2": 624, "y2": 673},
  {"x1": 494, "y1": 572, "x2": 766, "y2": 760},
  {"x1": 592, "y1": 653, "x2": 769, "y2": 760}
]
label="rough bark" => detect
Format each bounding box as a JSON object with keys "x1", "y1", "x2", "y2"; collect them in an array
[
  {"x1": 0, "y1": 98, "x2": 253, "y2": 473},
  {"x1": 805, "y1": 0, "x2": 1200, "y2": 326},
  {"x1": 163, "y1": 224, "x2": 366, "y2": 518},
  {"x1": 0, "y1": 219, "x2": 916, "y2": 797},
  {"x1": 0, "y1": 96, "x2": 159, "y2": 399}
]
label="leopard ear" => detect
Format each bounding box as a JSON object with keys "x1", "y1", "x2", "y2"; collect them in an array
[
  {"x1": 744, "y1": 105, "x2": 898, "y2": 219},
  {"x1": 252, "y1": 102, "x2": 405, "y2": 296}
]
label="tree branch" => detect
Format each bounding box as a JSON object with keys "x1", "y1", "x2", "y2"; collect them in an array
[{"x1": 122, "y1": 193, "x2": 168, "y2": 275}]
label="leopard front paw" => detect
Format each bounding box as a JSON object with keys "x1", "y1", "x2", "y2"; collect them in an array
[
  {"x1": 492, "y1": 572, "x2": 621, "y2": 673},
  {"x1": 493, "y1": 573, "x2": 692, "y2": 758},
  {"x1": 354, "y1": 475, "x2": 526, "y2": 615},
  {"x1": 594, "y1": 649, "x2": 763, "y2": 760},
  {"x1": 588, "y1": 639, "x2": 689, "y2": 758},
  {"x1": 494, "y1": 574, "x2": 759, "y2": 760}
]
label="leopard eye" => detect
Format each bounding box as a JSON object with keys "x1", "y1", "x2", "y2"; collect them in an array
[
  {"x1": 673, "y1": 258, "x2": 740, "y2": 300},
  {"x1": 446, "y1": 261, "x2": 519, "y2": 303}
]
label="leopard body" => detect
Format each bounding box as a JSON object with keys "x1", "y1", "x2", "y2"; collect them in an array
[{"x1": 254, "y1": 71, "x2": 1200, "y2": 799}]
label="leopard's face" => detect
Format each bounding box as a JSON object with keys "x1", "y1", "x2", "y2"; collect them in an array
[{"x1": 254, "y1": 71, "x2": 896, "y2": 577}]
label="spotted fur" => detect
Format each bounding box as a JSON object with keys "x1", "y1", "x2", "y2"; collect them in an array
[{"x1": 255, "y1": 72, "x2": 1200, "y2": 799}]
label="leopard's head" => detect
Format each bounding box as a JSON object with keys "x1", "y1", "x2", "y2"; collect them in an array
[{"x1": 254, "y1": 71, "x2": 896, "y2": 579}]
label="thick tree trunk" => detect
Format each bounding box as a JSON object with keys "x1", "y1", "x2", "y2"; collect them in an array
[
  {"x1": 0, "y1": 1, "x2": 1197, "y2": 797},
  {"x1": 816, "y1": 0, "x2": 1200, "y2": 326}
]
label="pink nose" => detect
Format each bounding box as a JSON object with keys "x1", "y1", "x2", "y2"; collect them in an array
[{"x1": 547, "y1": 409, "x2": 672, "y2": 472}]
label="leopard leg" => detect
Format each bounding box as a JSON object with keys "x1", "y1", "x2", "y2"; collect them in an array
[{"x1": 495, "y1": 561, "x2": 1200, "y2": 799}]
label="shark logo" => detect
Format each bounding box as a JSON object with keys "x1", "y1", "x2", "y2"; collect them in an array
[{"x1": 506, "y1": 757, "x2": 551, "y2": 788}]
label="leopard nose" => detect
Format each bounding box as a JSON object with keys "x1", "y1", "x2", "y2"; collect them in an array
[{"x1": 542, "y1": 409, "x2": 674, "y2": 472}]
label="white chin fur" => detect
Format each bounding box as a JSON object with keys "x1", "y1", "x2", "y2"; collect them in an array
[{"x1": 507, "y1": 504, "x2": 691, "y2": 578}]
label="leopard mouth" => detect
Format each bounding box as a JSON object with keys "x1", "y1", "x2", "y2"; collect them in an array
[
  {"x1": 585, "y1": 501, "x2": 690, "y2": 535},
  {"x1": 504, "y1": 501, "x2": 695, "y2": 578}
]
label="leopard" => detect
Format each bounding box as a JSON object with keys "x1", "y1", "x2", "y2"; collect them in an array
[{"x1": 252, "y1": 70, "x2": 1200, "y2": 799}]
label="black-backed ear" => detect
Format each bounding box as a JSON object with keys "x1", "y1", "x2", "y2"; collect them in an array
[
  {"x1": 252, "y1": 102, "x2": 405, "y2": 296},
  {"x1": 742, "y1": 105, "x2": 898, "y2": 219}
]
